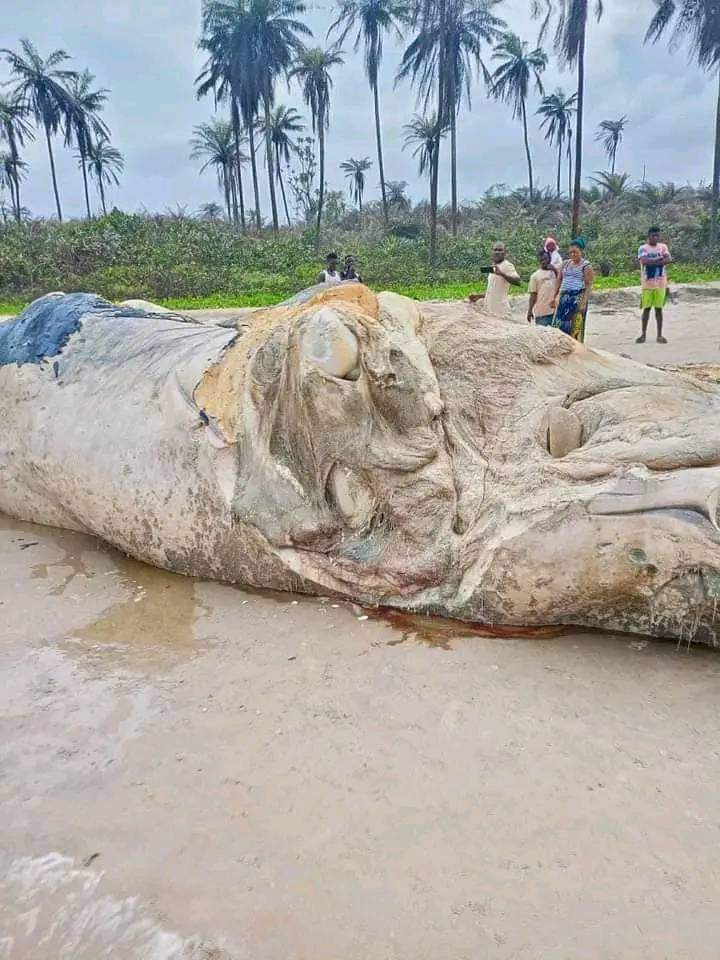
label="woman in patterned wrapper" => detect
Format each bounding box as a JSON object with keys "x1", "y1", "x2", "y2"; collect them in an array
[{"x1": 551, "y1": 237, "x2": 595, "y2": 341}]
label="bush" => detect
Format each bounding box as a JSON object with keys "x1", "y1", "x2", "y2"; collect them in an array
[{"x1": 1, "y1": 195, "x2": 719, "y2": 310}]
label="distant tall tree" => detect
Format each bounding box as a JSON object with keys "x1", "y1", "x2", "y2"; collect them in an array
[
  {"x1": 287, "y1": 134, "x2": 317, "y2": 220},
  {"x1": 86, "y1": 135, "x2": 123, "y2": 215},
  {"x1": 489, "y1": 32, "x2": 547, "y2": 201},
  {"x1": 645, "y1": 0, "x2": 720, "y2": 245},
  {"x1": 0, "y1": 151, "x2": 28, "y2": 220},
  {"x1": 590, "y1": 170, "x2": 631, "y2": 197},
  {"x1": 251, "y1": 0, "x2": 311, "y2": 233},
  {"x1": 199, "y1": 201, "x2": 225, "y2": 220},
  {"x1": 384, "y1": 178, "x2": 410, "y2": 210},
  {"x1": 340, "y1": 156, "x2": 373, "y2": 212},
  {"x1": 533, "y1": 0, "x2": 604, "y2": 236},
  {"x1": 290, "y1": 44, "x2": 345, "y2": 248},
  {"x1": 2, "y1": 39, "x2": 78, "y2": 220},
  {"x1": 191, "y1": 118, "x2": 245, "y2": 221},
  {"x1": 198, "y1": 0, "x2": 254, "y2": 229},
  {"x1": 329, "y1": 0, "x2": 410, "y2": 225},
  {"x1": 65, "y1": 71, "x2": 109, "y2": 219},
  {"x1": 595, "y1": 115, "x2": 628, "y2": 174},
  {"x1": 263, "y1": 104, "x2": 304, "y2": 226},
  {"x1": 398, "y1": 0, "x2": 504, "y2": 245},
  {"x1": 200, "y1": 0, "x2": 310, "y2": 234},
  {"x1": 537, "y1": 87, "x2": 576, "y2": 197},
  {"x1": 0, "y1": 92, "x2": 33, "y2": 221},
  {"x1": 402, "y1": 113, "x2": 447, "y2": 230}
]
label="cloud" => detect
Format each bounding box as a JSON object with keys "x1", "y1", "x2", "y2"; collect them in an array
[{"x1": 2, "y1": 0, "x2": 718, "y2": 219}]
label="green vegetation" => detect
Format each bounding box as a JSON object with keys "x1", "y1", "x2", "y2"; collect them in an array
[{"x1": 1, "y1": 197, "x2": 719, "y2": 315}]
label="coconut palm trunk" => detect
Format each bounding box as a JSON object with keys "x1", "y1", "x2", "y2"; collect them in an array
[
  {"x1": 44, "y1": 121, "x2": 63, "y2": 221},
  {"x1": 711, "y1": 68, "x2": 720, "y2": 248},
  {"x1": 79, "y1": 147, "x2": 92, "y2": 219},
  {"x1": 571, "y1": 30, "x2": 585, "y2": 237},
  {"x1": 276, "y1": 145, "x2": 292, "y2": 227},
  {"x1": 449, "y1": 69, "x2": 458, "y2": 235},
  {"x1": 263, "y1": 91, "x2": 280, "y2": 233},
  {"x1": 247, "y1": 121, "x2": 262, "y2": 231},
  {"x1": 98, "y1": 177, "x2": 107, "y2": 216},
  {"x1": 223, "y1": 166, "x2": 233, "y2": 222},
  {"x1": 521, "y1": 98, "x2": 534, "y2": 201},
  {"x1": 10, "y1": 167, "x2": 20, "y2": 220},
  {"x1": 316, "y1": 111, "x2": 326, "y2": 249},
  {"x1": 229, "y1": 166, "x2": 239, "y2": 223},
  {"x1": 373, "y1": 79, "x2": 388, "y2": 224},
  {"x1": 230, "y1": 101, "x2": 245, "y2": 229},
  {"x1": 556, "y1": 134, "x2": 562, "y2": 198},
  {"x1": 6, "y1": 128, "x2": 21, "y2": 220}
]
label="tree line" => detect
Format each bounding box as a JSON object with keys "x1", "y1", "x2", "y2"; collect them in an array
[
  {"x1": 1, "y1": 1, "x2": 718, "y2": 252},
  {"x1": 189, "y1": 0, "x2": 720, "y2": 254}
]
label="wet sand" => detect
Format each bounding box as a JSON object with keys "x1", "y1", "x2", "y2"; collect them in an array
[
  {"x1": 2, "y1": 516, "x2": 720, "y2": 959},
  {"x1": 2, "y1": 284, "x2": 720, "y2": 957}
]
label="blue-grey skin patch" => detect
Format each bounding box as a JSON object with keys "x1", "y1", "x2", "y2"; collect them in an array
[{"x1": 0, "y1": 292, "x2": 149, "y2": 367}]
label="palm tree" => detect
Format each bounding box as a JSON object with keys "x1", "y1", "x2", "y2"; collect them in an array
[
  {"x1": 64, "y1": 70, "x2": 109, "y2": 219},
  {"x1": 340, "y1": 156, "x2": 373, "y2": 212},
  {"x1": 645, "y1": 0, "x2": 720, "y2": 245},
  {"x1": 198, "y1": 0, "x2": 254, "y2": 230},
  {"x1": 191, "y1": 118, "x2": 245, "y2": 222},
  {"x1": 263, "y1": 104, "x2": 303, "y2": 226},
  {"x1": 397, "y1": 0, "x2": 505, "y2": 244},
  {"x1": 595, "y1": 116, "x2": 628, "y2": 175},
  {"x1": 384, "y1": 178, "x2": 410, "y2": 210},
  {"x1": 533, "y1": 0, "x2": 604, "y2": 236},
  {"x1": 201, "y1": 0, "x2": 310, "y2": 234},
  {"x1": 86, "y1": 135, "x2": 123, "y2": 215},
  {"x1": 537, "y1": 87, "x2": 576, "y2": 197},
  {"x1": 0, "y1": 151, "x2": 28, "y2": 220},
  {"x1": 251, "y1": 0, "x2": 311, "y2": 233},
  {"x1": 199, "y1": 201, "x2": 225, "y2": 219},
  {"x1": 329, "y1": 0, "x2": 410, "y2": 225},
  {"x1": 590, "y1": 170, "x2": 631, "y2": 198},
  {"x1": 0, "y1": 92, "x2": 33, "y2": 221},
  {"x1": 489, "y1": 33, "x2": 547, "y2": 201},
  {"x1": 2, "y1": 39, "x2": 78, "y2": 220},
  {"x1": 402, "y1": 113, "x2": 447, "y2": 231},
  {"x1": 290, "y1": 44, "x2": 345, "y2": 248}
]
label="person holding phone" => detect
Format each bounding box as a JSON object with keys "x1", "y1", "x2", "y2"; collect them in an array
[{"x1": 468, "y1": 242, "x2": 521, "y2": 321}]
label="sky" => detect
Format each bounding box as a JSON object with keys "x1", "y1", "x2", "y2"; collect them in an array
[{"x1": 2, "y1": 0, "x2": 718, "y2": 220}]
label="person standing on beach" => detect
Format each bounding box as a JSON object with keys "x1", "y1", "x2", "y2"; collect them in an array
[
  {"x1": 552, "y1": 238, "x2": 594, "y2": 341},
  {"x1": 636, "y1": 227, "x2": 672, "y2": 344},
  {"x1": 527, "y1": 249, "x2": 558, "y2": 326},
  {"x1": 317, "y1": 252, "x2": 342, "y2": 285},
  {"x1": 468, "y1": 242, "x2": 521, "y2": 321}
]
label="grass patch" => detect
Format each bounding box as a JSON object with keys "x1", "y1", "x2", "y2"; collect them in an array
[{"x1": 2, "y1": 267, "x2": 720, "y2": 316}]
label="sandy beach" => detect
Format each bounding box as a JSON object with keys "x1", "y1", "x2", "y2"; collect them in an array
[{"x1": 2, "y1": 284, "x2": 720, "y2": 959}]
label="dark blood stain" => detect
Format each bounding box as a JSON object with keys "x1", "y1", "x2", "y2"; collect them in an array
[{"x1": 367, "y1": 607, "x2": 567, "y2": 650}]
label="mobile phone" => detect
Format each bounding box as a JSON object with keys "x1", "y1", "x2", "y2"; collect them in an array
[{"x1": 479, "y1": 266, "x2": 494, "y2": 275}]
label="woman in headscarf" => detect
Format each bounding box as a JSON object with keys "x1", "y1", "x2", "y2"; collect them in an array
[
  {"x1": 544, "y1": 237, "x2": 563, "y2": 273},
  {"x1": 551, "y1": 237, "x2": 594, "y2": 341}
]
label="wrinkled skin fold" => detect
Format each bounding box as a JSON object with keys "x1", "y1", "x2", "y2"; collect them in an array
[{"x1": 1, "y1": 285, "x2": 720, "y2": 644}]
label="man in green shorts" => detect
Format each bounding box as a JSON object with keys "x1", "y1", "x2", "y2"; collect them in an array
[{"x1": 636, "y1": 226, "x2": 672, "y2": 344}]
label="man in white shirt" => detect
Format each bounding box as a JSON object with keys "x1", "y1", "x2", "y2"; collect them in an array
[
  {"x1": 527, "y1": 249, "x2": 558, "y2": 326},
  {"x1": 468, "y1": 242, "x2": 521, "y2": 321}
]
